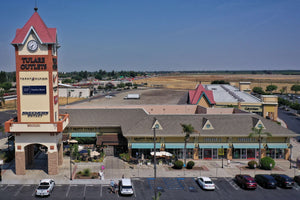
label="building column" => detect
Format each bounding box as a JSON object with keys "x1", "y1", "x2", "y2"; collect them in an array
[
  {"x1": 193, "y1": 148, "x2": 199, "y2": 160},
  {"x1": 58, "y1": 143, "x2": 63, "y2": 166},
  {"x1": 227, "y1": 148, "x2": 232, "y2": 160},
  {"x1": 128, "y1": 148, "x2": 132, "y2": 158},
  {"x1": 261, "y1": 149, "x2": 266, "y2": 158},
  {"x1": 284, "y1": 148, "x2": 290, "y2": 160},
  {"x1": 15, "y1": 151, "x2": 26, "y2": 175},
  {"x1": 26, "y1": 145, "x2": 34, "y2": 166},
  {"x1": 48, "y1": 151, "x2": 58, "y2": 175}
]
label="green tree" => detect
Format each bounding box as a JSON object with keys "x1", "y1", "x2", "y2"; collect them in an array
[
  {"x1": 0, "y1": 82, "x2": 12, "y2": 91},
  {"x1": 252, "y1": 87, "x2": 265, "y2": 95},
  {"x1": 0, "y1": 90, "x2": 5, "y2": 107},
  {"x1": 248, "y1": 127, "x2": 272, "y2": 167},
  {"x1": 181, "y1": 124, "x2": 196, "y2": 167},
  {"x1": 266, "y1": 85, "x2": 278, "y2": 94},
  {"x1": 291, "y1": 84, "x2": 300, "y2": 94},
  {"x1": 0, "y1": 71, "x2": 7, "y2": 83},
  {"x1": 279, "y1": 86, "x2": 287, "y2": 95}
]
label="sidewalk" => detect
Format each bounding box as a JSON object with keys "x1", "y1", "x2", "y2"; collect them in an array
[{"x1": 1, "y1": 155, "x2": 299, "y2": 185}]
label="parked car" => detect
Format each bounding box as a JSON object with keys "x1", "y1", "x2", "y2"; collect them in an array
[
  {"x1": 271, "y1": 174, "x2": 294, "y2": 188},
  {"x1": 196, "y1": 177, "x2": 215, "y2": 190},
  {"x1": 35, "y1": 179, "x2": 55, "y2": 196},
  {"x1": 120, "y1": 178, "x2": 134, "y2": 196},
  {"x1": 255, "y1": 174, "x2": 277, "y2": 189},
  {"x1": 235, "y1": 174, "x2": 257, "y2": 189},
  {"x1": 294, "y1": 175, "x2": 300, "y2": 185}
]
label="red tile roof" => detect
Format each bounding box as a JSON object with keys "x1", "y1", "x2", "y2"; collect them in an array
[
  {"x1": 12, "y1": 12, "x2": 56, "y2": 44},
  {"x1": 189, "y1": 84, "x2": 216, "y2": 105}
]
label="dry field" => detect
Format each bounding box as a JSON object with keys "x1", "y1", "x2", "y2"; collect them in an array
[
  {"x1": 0, "y1": 97, "x2": 84, "y2": 111},
  {"x1": 134, "y1": 74, "x2": 300, "y2": 93}
]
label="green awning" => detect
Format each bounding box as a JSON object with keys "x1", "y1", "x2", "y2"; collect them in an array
[
  {"x1": 199, "y1": 143, "x2": 229, "y2": 149},
  {"x1": 233, "y1": 143, "x2": 259, "y2": 149},
  {"x1": 165, "y1": 143, "x2": 194, "y2": 149},
  {"x1": 131, "y1": 143, "x2": 160, "y2": 149},
  {"x1": 266, "y1": 143, "x2": 288, "y2": 149},
  {"x1": 71, "y1": 132, "x2": 96, "y2": 137}
]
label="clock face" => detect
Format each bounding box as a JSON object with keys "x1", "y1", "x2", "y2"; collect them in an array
[{"x1": 27, "y1": 40, "x2": 38, "y2": 52}]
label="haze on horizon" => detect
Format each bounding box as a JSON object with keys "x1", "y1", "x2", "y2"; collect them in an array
[{"x1": 0, "y1": 0, "x2": 299, "y2": 72}]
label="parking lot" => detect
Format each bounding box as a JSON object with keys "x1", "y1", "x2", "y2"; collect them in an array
[{"x1": 1, "y1": 177, "x2": 300, "y2": 200}]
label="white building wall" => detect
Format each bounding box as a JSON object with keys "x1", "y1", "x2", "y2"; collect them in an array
[{"x1": 59, "y1": 88, "x2": 90, "y2": 98}]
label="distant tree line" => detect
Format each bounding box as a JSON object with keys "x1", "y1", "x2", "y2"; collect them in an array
[
  {"x1": 59, "y1": 70, "x2": 147, "y2": 83},
  {"x1": 253, "y1": 84, "x2": 300, "y2": 95}
]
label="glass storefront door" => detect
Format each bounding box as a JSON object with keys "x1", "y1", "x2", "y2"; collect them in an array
[{"x1": 204, "y1": 149, "x2": 212, "y2": 159}]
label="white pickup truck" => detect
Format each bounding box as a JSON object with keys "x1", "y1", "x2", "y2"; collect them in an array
[{"x1": 35, "y1": 179, "x2": 55, "y2": 196}]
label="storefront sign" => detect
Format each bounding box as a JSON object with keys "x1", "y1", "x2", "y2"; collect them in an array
[
  {"x1": 20, "y1": 77, "x2": 48, "y2": 81},
  {"x1": 22, "y1": 86, "x2": 46, "y2": 94},
  {"x1": 22, "y1": 112, "x2": 48, "y2": 117},
  {"x1": 20, "y1": 57, "x2": 47, "y2": 70}
]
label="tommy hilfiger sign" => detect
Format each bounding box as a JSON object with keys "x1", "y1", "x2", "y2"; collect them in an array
[{"x1": 22, "y1": 111, "x2": 49, "y2": 117}]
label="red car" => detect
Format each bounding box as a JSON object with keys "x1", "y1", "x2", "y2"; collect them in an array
[{"x1": 235, "y1": 174, "x2": 257, "y2": 189}]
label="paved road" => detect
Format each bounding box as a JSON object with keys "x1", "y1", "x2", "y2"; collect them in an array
[
  {"x1": 278, "y1": 109, "x2": 300, "y2": 141},
  {"x1": 0, "y1": 177, "x2": 300, "y2": 200}
]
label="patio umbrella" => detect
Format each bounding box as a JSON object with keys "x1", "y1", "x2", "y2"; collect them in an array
[
  {"x1": 90, "y1": 151, "x2": 100, "y2": 157},
  {"x1": 150, "y1": 152, "x2": 163, "y2": 157},
  {"x1": 79, "y1": 149, "x2": 88, "y2": 154},
  {"x1": 68, "y1": 139, "x2": 78, "y2": 144},
  {"x1": 160, "y1": 151, "x2": 173, "y2": 157}
]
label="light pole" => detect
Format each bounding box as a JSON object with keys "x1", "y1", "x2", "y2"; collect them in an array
[
  {"x1": 0, "y1": 159, "x2": 3, "y2": 182},
  {"x1": 153, "y1": 125, "x2": 158, "y2": 200},
  {"x1": 70, "y1": 144, "x2": 73, "y2": 180},
  {"x1": 289, "y1": 145, "x2": 293, "y2": 169},
  {"x1": 254, "y1": 164, "x2": 257, "y2": 177},
  {"x1": 221, "y1": 145, "x2": 224, "y2": 168}
]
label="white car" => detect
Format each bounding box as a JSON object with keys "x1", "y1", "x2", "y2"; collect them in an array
[
  {"x1": 35, "y1": 179, "x2": 55, "y2": 196},
  {"x1": 197, "y1": 177, "x2": 215, "y2": 190},
  {"x1": 120, "y1": 178, "x2": 134, "y2": 195}
]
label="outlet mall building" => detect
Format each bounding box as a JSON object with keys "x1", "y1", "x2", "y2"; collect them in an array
[
  {"x1": 5, "y1": 9, "x2": 297, "y2": 175},
  {"x1": 61, "y1": 105, "x2": 297, "y2": 161}
]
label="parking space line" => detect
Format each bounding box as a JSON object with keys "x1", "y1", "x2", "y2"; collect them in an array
[
  {"x1": 2, "y1": 185, "x2": 9, "y2": 191},
  {"x1": 293, "y1": 185, "x2": 300, "y2": 191},
  {"x1": 215, "y1": 184, "x2": 219, "y2": 190},
  {"x1": 100, "y1": 185, "x2": 103, "y2": 197},
  {"x1": 31, "y1": 186, "x2": 37, "y2": 197},
  {"x1": 224, "y1": 177, "x2": 239, "y2": 190},
  {"x1": 83, "y1": 185, "x2": 87, "y2": 198},
  {"x1": 65, "y1": 185, "x2": 71, "y2": 197},
  {"x1": 132, "y1": 182, "x2": 137, "y2": 198},
  {"x1": 14, "y1": 185, "x2": 24, "y2": 196}
]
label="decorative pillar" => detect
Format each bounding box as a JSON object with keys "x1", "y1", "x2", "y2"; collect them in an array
[
  {"x1": 193, "y1": 148, "x2": 199, "y2": 160},
  {"x1": 15, "y1": 151, "x2": 26, "y2": 175},
  {"x1": 227, "y1": 148, "x2": 232, "y2": 160},
  {"x1": 58, "y1": 143, "x2": 63, "y2": 165},
  {"x1": 48, "y1": 149, "x2": 58, "y2": 175},
  {"x1": 284, "y1": 148, "x2": 290, "y2": 160}
]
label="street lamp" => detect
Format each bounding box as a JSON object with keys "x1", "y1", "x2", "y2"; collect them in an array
[
  {"x1": 0, "y1": 159, "x2": 3, "y2": 182},
  {"x1": 221, "y1": 145, "x2": 224, "y2": 168},
  {"x1": 70, "y1": 145, "x2": 73, "y2": 180},
  {"x1": 153, "y1": 123, "x2": 159, "y2": 200},
  {"x1": 289, "y1": 144, "x2": 293, "y2": 169}
]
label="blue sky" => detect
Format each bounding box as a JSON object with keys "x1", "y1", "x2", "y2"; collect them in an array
[{"x1": 0, "y1": 0, "x2": 300, "y2": 72}]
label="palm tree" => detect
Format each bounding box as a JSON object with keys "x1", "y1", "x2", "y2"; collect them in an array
[
  {"x1": 181, "y1": 124, "x2": 196, "y2": 167},
  {"x1": 248, "y1": 127, "x2": 272, "y2": 167}
]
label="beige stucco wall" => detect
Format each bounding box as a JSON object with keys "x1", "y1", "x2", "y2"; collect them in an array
[
  {"x1": 19, "y1": 71, "x2": 50, "y2": 122},
  {"x1": 15, "y1": 132, "x2": 62, "y2": 153},
  {"x1": 18, "y1": 33, "x2": 49, "y2": 55}
]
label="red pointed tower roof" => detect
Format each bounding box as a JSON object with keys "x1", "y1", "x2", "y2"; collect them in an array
[
  {"x1": 189, "y1": 84, "x2": 216, "y2": 105},
  {"x1": 11, "y1": 11, "x2": 56, "y2": 45}
]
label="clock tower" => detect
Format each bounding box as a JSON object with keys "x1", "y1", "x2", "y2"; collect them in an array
[{"x1": 5, "y1": 9, "x2": 69, "y2": 175}]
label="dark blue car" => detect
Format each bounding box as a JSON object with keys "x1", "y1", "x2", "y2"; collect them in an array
[
  {"x1": 271, "y1": 174, "x2": 294, "y2": 188},
  {"x1": 255, "y1": 174, "x2": 277, "y2": 189}
]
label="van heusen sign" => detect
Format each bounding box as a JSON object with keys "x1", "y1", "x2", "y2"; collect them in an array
[
  {"x1": 22, "y1": 112, "x2": 48, "y2": 117},
  {"x1": 20, "y1": 57, "x2": 47, "y2": 70},
  {"x1": 23, "y1": 86, "x2": 46, "y2": 94}
]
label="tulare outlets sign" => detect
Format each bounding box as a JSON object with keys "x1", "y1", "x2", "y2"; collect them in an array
[{"x1": 20, "y1": 57, "x2": 47, "y2": 70}]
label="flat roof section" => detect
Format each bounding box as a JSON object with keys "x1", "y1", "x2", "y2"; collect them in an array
[{"x1": 205, "y1": 84, "x2": 261, "y2": 104}]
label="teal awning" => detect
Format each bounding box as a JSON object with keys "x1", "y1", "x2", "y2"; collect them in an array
[
  {"x1": 71, "y1": 132, "x2": 96, "y2": 137},
  {"x1": 233, "y1": 143, "x2": 259, "y2": 149},
  {"x1": 131, "y1": 143, "x2": 160, "y2": 149},
  {"x1": 165, "y1": 143, "x2": 194, "y2": 149},
  {"x1": 266, "y1": 143, "x2": 288, "y2": 149},
  {"x1": 199, "y1": 143, "x2": 229, "y2": 149}
]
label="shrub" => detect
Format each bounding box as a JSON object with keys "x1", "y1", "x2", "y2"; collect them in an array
[
  {"x1": 186, "y1": 161, "x2": 195, "y2": 169},
  {"x1": 260, "y1": 157, "x2": 275, "y2": 170},
  {"x1": 83, "y1": 168, "x2": 91, "y2": 176},
  {"x1": 248, "y1": 160, "x2": 258, "y2": 169},
  {"x1": 174, "y1": 160, "x2": 183, "y2": 169},
  {"x1": 119, "y1": 153, "x2": 130, "y2": 162}
]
